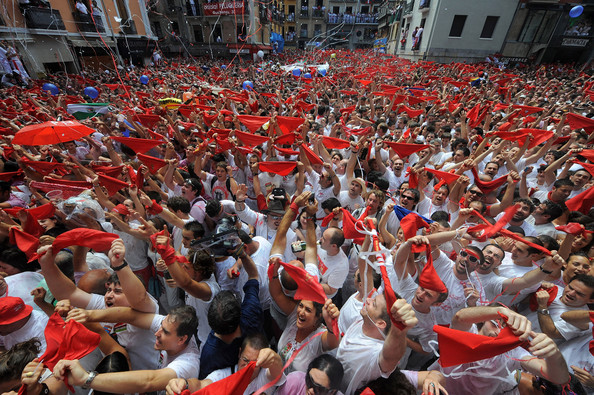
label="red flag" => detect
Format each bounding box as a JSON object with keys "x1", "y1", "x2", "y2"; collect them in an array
[
  {"x1": 434, "y1": 324, "x2": 526, "y2": 367},
  {"x1": 322, "y1": 136, "x2": 350, "y2": 149},
  {"x1": 187, "y1": 361, "x2": 256, "y2": 395},
  {"x1": 567, "y1": 113, "x2": 594, "y2": 132},
  {"x1": 9, "y1": 227, "x2": 40, "y2": 258},
  {"x1": 137, "y1": 153, "x2": 167, "y2": 174},
  {"x1": 276, "y1": 116, "x2": 305, "y2": 134},
  {"x1": 300, "y1": 144, "x2": 323, "y2": 166},
  {"x1": 91, "y1": 164, "x2": 125, "y2": 178},
  {"x1": 237, "y1": 115, "x2": 271, "y2": 133},
  {"x1": 258, "y1": 161, "x2": 296, "y2": 176},
  {"x1": 235, "y1": 130, "x2": 270, "y2": 147},
  {"x1": 111, "y1": 136, "x2": 163, "y2": 154},
  {"x1": 566, "y1": 187, "x2": 594, "y2": 214},
  {"x1": 132, "y1": 114, "x2": 161, "y2": 129},
  {"x1": 383, "y1": 142, "x2": 429, "y2": 159},
  {"x1": 424, "y1": 168, "x2": 461, "y2": 185},
  {"x1": 470, "y1": 168, "x2": 509, "y2": 195},
  {"x1": 278, "y1": 261, "x2": 325, "y2": 305},
  {"x1": 98, "y1": 174, "x2": 130, "y2": 196},
  {"x1": 418, "y1": 244, "x2": 447, "y2": 294}
]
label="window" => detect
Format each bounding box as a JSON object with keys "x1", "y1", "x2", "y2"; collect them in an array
[
  {"x1": 480, "y1": 16, "x2": 499, "y2": 38},
  {"x1": 193, "y1": 26, "x2": 203, "y2": 42},
  {"x1": 153, "y1": 21, "x2": 162, "y2": 38},
  {"x1": 449, "y1": 14, "x2": 467, "y2": 37}
]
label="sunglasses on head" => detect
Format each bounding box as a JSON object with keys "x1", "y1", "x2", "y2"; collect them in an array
[
  {"x1": 305, "y1": 372, "x2": 337, "y2": 395},
  {"x1": 460, "y1": 249, "x2": 479, "y2": 263}
]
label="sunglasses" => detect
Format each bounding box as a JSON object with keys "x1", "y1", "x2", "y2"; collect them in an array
[
  {"x1": 460, "y1": 249, "x2": 479, "y2": 263},
  {"x1": 305, "y1": 372, "x2": 337, "y2": 395},
  {"x1": 468, "y1": 190, "x2": 484, "y2": 197},
  {"x1": 401, "y1": 195, "x2": 415, "y2": 201}
]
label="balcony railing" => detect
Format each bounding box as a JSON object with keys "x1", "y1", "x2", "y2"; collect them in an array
[
  {"x1": 287, "y1": 13, "x2": 295, "y2": 21},
  {"x1": 300, "y1": 8, "x2": 308, "y2": 17},
  {"x1": 312, "y1": 8, "x2": 324, "y2": 18},
  {"x1": 403, "y1": 1, "x2": 414, "y2": 14},
  {"x1": 300, "y1": 29, "x2": 308, "y2": 38},
  {"x1": 23, "y1": 7, "x2": 65, "y2": 30},
  {"x1": 327, "y1": 13, "x2": 377, "y2": 24},
  {"x1": 73, "y1": 12, "x2": 106, "y2": 33}
]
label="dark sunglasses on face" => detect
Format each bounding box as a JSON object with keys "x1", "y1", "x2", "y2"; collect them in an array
[
  {"x1": 460, "y1": 249, "x2": 479, "y2": 263},
  {"x1": 401, "y1": 195, "x2": 415, "y2": 201},
  {"x1": 305, "y1": 372, "x2": 337, "y2": 395},
  {"x1": 468, "y1": 190, "x2": 483, "y2": 197}
]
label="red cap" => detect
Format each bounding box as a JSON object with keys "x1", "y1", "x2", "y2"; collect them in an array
[
  {"x1": 113, "y1": 204, "x2": 130, "y2": 216},
  {"x1": 0, "y1": 297, "x2": 32, "y2": 325}
]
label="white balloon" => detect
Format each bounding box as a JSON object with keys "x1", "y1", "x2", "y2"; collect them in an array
[{"x1": 257, "y1": 50, "x2": 264, "y2": 59}]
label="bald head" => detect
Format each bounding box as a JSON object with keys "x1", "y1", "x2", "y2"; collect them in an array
[
  {"x1": 78, "y1": 269, "x2": 112, "y2": 295},
  {"x1": 280, "y1": 260, "x2": 304, "y2": 291}
]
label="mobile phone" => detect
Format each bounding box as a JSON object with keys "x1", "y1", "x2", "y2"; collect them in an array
[
  {"x1": 164, "y1": 270, "x2": 172, "y2": 280},
  {"x1": 308, "y1": 194, "x2": 316, "y2": 204}
]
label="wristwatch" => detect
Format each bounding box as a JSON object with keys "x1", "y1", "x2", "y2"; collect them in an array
[
  {"x1": 112, "y1": 261, "x2": 128, "y2": 271},
  {"x1": 537, "y1": 308, "x2": 550, "y2": 315},
  {"x1": 82, "y1": 371, "x2": 98, "y2": 389}
]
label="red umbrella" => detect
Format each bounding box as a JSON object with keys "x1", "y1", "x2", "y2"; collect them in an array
[{"x1": 12, "y1": 121, "x2": 95, "y2": 146}]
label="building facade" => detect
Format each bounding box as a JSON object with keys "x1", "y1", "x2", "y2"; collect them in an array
[{"x1": 0, "y1": 0, "x2": 156, "y2": 76}]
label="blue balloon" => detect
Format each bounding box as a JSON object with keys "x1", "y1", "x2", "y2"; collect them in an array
[
  {"x1": 221, "y1": 65, "x2": 227, "y2": 70},
  {"x1": 42, "y1": 83, "x2": 59, "y2": 96},
  {"x1": 140, "y1": 75, "x2": 149, "y2": 85},
  {"x1": 303, "y1": 73, "x2": 312, "y2": 79},
  {"x1": 292, "y1": 69, "x2": 301, "y2": 77},
  {"x1": 83, "y1": 86, "x2": 99, "y2": 99},
  {"x1": 569, "y1": 5, "x2": 583, "y2": 18},
  {"x1": 242, "y1": 81, "x2": 254, "y2": 91},
  {"x1": 318, "y1": 68, "x2": 327, "y2": 76}
]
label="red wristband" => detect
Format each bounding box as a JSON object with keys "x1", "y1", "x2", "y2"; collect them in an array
[
  {"x1": 147, "y1": 199, "x2": 163, "y2": 215},
  {"x1": 157, "y1": 244, "x2": 177, "y2": 266},
  {"x1": 289, "y1": 202, "x2": 299, "y2": 215}
]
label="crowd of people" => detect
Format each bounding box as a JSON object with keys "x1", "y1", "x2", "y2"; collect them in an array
[{"x1": 0, "y1": 49, "x2": 593, "y2": 395}]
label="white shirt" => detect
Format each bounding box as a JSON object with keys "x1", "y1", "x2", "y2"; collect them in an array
[
  {"x1": 317, "y1": 248, "x2": 349, "y2": 296},
  {"x1": 151, "y1": 315, "x2": 200, "y2": 378},
  {"x1": 86, "y1": 293, "x2": 160, "y2": 371},
  {"x1": 0, "y1": 310, "x2": 48, "y2": 355},
  {"x1": 337, "y1": 292, "x2": 363, "y2": 335},
  {"x1": 278, "y1": 309, "x2": 325, "y2": 373},
  {"x1": 184, "y1": 274, "x2": 220, "y2": 349}
]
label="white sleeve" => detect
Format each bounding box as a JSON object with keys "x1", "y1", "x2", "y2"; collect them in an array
[{"x1": 236, "y1": 203, "x2": 262, "y2": 226}]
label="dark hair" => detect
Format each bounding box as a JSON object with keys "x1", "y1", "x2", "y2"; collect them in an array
[
  {"x1": 185, "y1": 178, "x2": 203, "y2": 195},
  {"x1": 94, "y1": 352, "x2": 130, "y2": 381},
  {"x1": 568, "y1": 274, "x2": 594, "y2": 299},
  {"x1": 403, "y1": 188, "x2": 420, "y2": 204},
  {"x1": 541, "y1": 200, "x2": 563, "y2": 221},
  {"x1": 507, "y1": 225, "x2": 525, "y2": 236},
  {"x1": 512, "y1": 197, "x2": 535, "y2": 213},
  {"x1": 167, "y1": 196, "x2": 191, "y2": 214},
  {"x1": 307, "y1": 354, "x2": 344, "y2": 390},
  {"x1": 321, "y1": 197, "x2": 341, "y2": 212},
  {"x1": 184, "y1": 221, "x2": 205, "y2": 239},
  {"x1": 169, "y1": 305, "x2": 199, "y2": 344},
  {"x1": 237, "y1": 230, "x2": 253, "y2": 245},
  {"x1": 187, "y1": 249, "x2": 215, "y2": 280},
  {"x1": 0, "y1": 339, "x2": 40, "y2": 384},
  {"x1": 205, "y1": 199, "x2": 222, "y2": 218},
  {"x1": 208, "y1": 291, "x2": 240, "y2": 335},
  {"x1": 106, "y1": 272, "x2": 121, "y2": 287},
  {"x1": 354, "y1": 368, "x2": 416, "y2": 395},
  {"x1": 55, "y1": 250, "x2": 75, "y2": 282},
  {"x1": 0, "y1": 181, "x2": 11, "y2": 193},
  {"x1": 553, "y1": 178, "x2": 574, "y2": 189},
  {"x1": 431, "y1": 211, "x2": 450, "y2": 223},
  {"x1": 524, "y1": 236, "x2": 544, "y2": 255},
  {"x1": 0, "y1": 248, "x2": 29, "y2": 273},
  {"x1": 240, "y1": 332, "x2": 269, "y2": 353},
  {"x1": 538, "y1": 235, "x2": 559, "y2": 251}
]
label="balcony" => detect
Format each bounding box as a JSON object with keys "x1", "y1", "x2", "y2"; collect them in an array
[
  {"x1": 185, "y1": 1, "x2": 201, "y2": 16},
  {"x1": 23, "y1": 7, "x2": 65, "y2": 30},
  {"x1": 419, "y1": 0, "x2": 430, "y2": 9},
  {"x1": 327, "y1": 13, "x2": 377, "y2": 25},
  {"x1": 287, "y1": 13, "x2": 295, "y2": 22},
  {"x1": 119, "y1": 20, "x2": 137, "y2": 35},
  {"x1": 403, "y1": 1, "x2": 414, "y2": 14},
  {"x1": 300, "y1": 8, "x2": 308, "y2": 17},
  {"x1": 312, "y1": 8, "x2": 324, "y2": 18},
  {"x1": 73, "y1": 12, "x2": 106, "y2": 33},
  {"x1": 300, "y1": 29, "x2": 308, "y2": 38}
]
